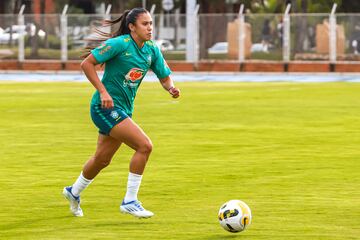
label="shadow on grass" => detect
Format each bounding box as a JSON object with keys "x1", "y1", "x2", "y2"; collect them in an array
[
  {"x1": 0, "y1": 214, "x2": 156, "y2": 233},
  {"x1": 92, "y1": 221, "x2": 156, "y2": 228},
  {"x1": 202, "y1": 233, "x2": 249, "y2": 239},
  {"x1": 0, "y1": 215, "x2": 70, "y2": 230}
]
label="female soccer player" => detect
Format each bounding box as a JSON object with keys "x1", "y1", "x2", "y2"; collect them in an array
[{"x1": 62, "y1": 7, "x2": 180, "y2": 218}]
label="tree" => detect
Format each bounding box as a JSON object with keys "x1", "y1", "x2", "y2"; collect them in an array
[
  {"x1": 197, "y1": 0, "x2": 228, "y2": 59},
  {"x1": 292, "y1": 0, "x2": 308, "y2": 53},
  {"x1": 338, "y1": 1, "x2": 360, "y2": 13}
]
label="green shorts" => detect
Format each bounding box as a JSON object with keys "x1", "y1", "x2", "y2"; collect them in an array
[{"x1": 90, "y1": 104, "x2": 131, "y2": 135}]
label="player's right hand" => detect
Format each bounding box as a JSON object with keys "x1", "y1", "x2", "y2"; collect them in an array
[
  {"x1": 169, "y1": 87, "x2": 180, "y2": 98},
  {"x1": 100, "y1": 91, "x2": 114, "y2": 109}
]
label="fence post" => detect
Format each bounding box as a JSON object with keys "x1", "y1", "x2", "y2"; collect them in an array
[
  {"x1": 104, "y1": 4, "x2": 112, "y2": 34},
  {"x1": 283, "y1": 4, "x2": 291, "y2": 63},
  {"x1": 175, "y1": 8, "x2": 181, "y2": 47},
  {"x1": 150, "y1": 4, "x2": 156, "y2": 39},
  {"x1": 150, "y1": 4, "x2": 156, "y2": 14},
  {"x1": 60, "y1": 4, "x2": 68, "y2": 62},
  {"x1": 105, "y1": 4, "x2": 112, "y2": 16},
  {"x1": 238, "y1": 4, "x2": 245, "y2": 63},
  {"x1": 193, "y1": 4, "x2": 200, "y2": 63},
  {"x1": 17, "y1": 4, "x2": 25, "y2": 62},
  {"x1": 329, "y1": 3, "x2": 337, "y2": 64},
  {"x1": 186, "y1": 0, "x2": 196, "y2": 62}
]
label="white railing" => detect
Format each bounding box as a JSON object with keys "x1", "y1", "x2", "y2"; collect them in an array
[{"x1": 0, "y1": 10, "x2": 359, "y2": 63}]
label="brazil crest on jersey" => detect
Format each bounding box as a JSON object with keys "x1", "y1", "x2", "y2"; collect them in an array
[{"x1": 90, "y1": 34, "x2": 171, "y2": 115}]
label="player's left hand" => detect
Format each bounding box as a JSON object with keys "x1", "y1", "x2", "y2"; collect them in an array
[{"x1": 169, "y1": 87, "x2": 180, "y2": 98}]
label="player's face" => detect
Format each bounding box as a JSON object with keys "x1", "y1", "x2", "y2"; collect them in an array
[{"x1": 130, "y1": 12, "x2": 153, "y2": 42}]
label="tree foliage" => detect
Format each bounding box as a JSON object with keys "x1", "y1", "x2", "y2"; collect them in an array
[
  {"x1": 7, "y1": 0, "x2": 360, "y2": 14},
  {"x1": 238, "y1": 0, "x2": 359, "y2": 13},
  {"x1": 154, "y1": 0, "x2": 360, "y2": 14}
]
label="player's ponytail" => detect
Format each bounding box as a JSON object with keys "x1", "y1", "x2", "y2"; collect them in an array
[
  {"x1": 81, "y1": 8, "x2": 148, "y2": 59},
  {"x1": 114, "y1": 10, "x2": 131, "y2": 36}
]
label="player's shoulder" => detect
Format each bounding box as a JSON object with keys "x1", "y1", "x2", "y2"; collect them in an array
[
  {"x1": 145, "y1": 39, "x2": 155, "y2": 47},
  {"x1": 145, "y1": 40, "x2": 160, "y2": 50},
  {"x1": 145, "y1": 40, "x2": 161, "y2": 56},
  {"x1": 106, "y1": 34, "x2": 132, "y2": 47}
]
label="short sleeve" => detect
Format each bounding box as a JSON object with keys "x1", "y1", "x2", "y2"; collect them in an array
[
  {"x1": 91, "y1": 37, "x2": 125, "y2": 64},
  {"x1": 150, "y1": 45, "x2": 171, "y2": 79}
]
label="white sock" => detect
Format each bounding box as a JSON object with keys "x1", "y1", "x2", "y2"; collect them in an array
[
  {"x1": 71, "y1": 172, "x2": 93, "y2": 197},
  {"x1": 124, "y1": 172, "x2": 143, "y2": 203}
]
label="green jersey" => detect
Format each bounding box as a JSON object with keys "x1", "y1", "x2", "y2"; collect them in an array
[{"x1": 90, "y1": 34, "x2": 171, "y2": 115}]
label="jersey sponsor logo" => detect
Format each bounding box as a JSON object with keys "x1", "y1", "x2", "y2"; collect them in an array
[
  {"x1": 125, "y1": 68, "x2": 144, "y2": 82},
  {"x1": 124, "y1": 68, "x2": 145, "y2": 88}
]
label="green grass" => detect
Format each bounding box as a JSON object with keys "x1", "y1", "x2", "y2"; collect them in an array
[{"x1": 0, "y1": 81, "x2": 359, "y2": 239}]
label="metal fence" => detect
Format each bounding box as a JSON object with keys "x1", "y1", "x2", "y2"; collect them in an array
[{"x1": 1, "y1": 12, "x2": 360, "y2": 62}]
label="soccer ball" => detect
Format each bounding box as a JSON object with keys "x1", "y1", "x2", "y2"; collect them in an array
[{"x1": 218, "y1": 200, "x2": 252, "y2": 233}]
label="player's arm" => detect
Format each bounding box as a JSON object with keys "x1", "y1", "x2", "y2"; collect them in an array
[
  {"x1": 159, "y1": 76, "x2": 180, "y2": 98},
  {"x1": 80, "y1": 54, "x2": 113, "y2": 109}
]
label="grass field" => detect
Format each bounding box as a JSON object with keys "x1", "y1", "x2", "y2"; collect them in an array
[{"x1": 0, "y1": 81, "x2": 359, "y2": 239}]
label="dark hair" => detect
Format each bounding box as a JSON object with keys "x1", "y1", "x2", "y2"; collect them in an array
[{"x1": 81, "y1": 8, "x2": 149, "y2": 59}]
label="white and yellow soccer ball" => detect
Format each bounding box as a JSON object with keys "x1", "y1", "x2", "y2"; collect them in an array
[{"x1": 218, "y1": 200, "x2": 252, "y2": 233}]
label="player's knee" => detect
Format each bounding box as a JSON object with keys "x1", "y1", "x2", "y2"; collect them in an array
[
  {"x1": 139, "y1": 139, "x2": 153, "y2": 155},
  {"x1": 94, "y1": 152, "x2": 112, "y2": 168},
  {"x1": 98, "y1": 158, "x2": 112, "y2": 168}
]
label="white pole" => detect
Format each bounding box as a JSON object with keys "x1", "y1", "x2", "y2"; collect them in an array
[
  {"x1": 283, "y1": 4, "x2": 291, "y2": 62},
  {"x1": 331, "y1": 3, "x2": 337, "y2": 15},
  {"x1": 104, "y1": 4, "x2": 112, "y2": 34},
  {"x1": 150, "y1": 4, "x2": 156, "y2": 14},
  {"x1": 186, "y1": 0, "x2": 196, "y2": 62},
  {"x1": 18, "y1": 4, "x2": 25, "y2": 62},
  {"x1": 105, "y1": 4, "x2": 112, "y2": 15},
  {"x1": 194, "y1": 4, "x2": 200, "y2": 15},
  {"x1": 99, "y1": 3, "x2": 105, "y2": 14},
  {"x1": 194, "y1": 4, "x2": 199, "y2": 63},
  {"x1": 150, "y1": 4, "x2": 156, "y2": 39},
  {"x1": 143, "y1": 0, "x2": 146, "y2": 9},
  {"x1": 238, "y1": 4, "x2": 245, "y2": 63},
  {"x1": 159, "y1": 11, "x2": 164, "y2": 40},
  {"x1": 175, "y1": 8, "x2": 181, "y2": 48},
  {"x1": 329, "y1": 3, "x2": 337, "y2": 63},
  {"x1": 61, "y1": 4, "x2": 68, "y2": 15},
  {"x1": 61, "y1": 4, "x2": 68, "y2": 62}
]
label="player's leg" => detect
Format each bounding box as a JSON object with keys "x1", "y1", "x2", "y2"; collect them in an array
[
  {"x1": 63, "y1": 134, "x2": 121, "y2": 217},
  {"x1": 82, "y1": 134, "x2": 122, "y2": 180},
  {"x1": 110, "y1": 118, "x2": 152, "y2": 175},
  {"x1": 109, "y1": 118, "x2": 154, "y2": 218}
]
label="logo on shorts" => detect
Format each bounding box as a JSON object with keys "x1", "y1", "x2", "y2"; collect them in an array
[{"x1": 110, "y1": 110, "x2": 119, "y2": 119}]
